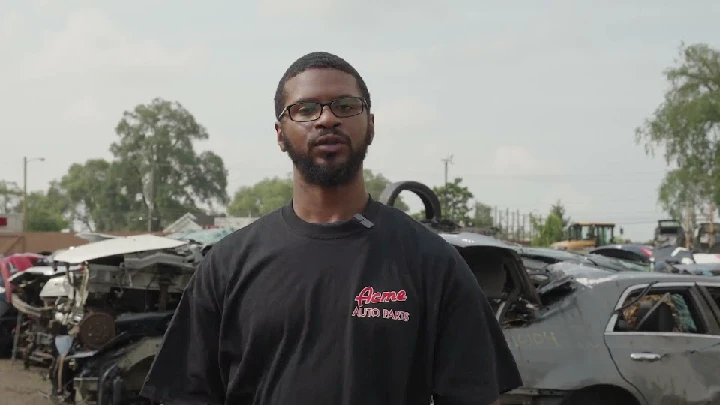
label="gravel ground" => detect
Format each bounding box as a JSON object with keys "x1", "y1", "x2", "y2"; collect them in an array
[{"x1": 0, "y1": 359, "x2": 54, "y2": 405}]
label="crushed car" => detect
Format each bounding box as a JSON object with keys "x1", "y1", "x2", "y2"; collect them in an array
[
  {"x1": 7, "y1": 263, "x2": 75, "y2": 367},
  {"x1": 588, "y1": 243, "x2": 654, "y2": 265},
  {"x1": 0, "y1": 252, "x2": 52, "y2": 357},
  {"x1": 519, "y1": 246, "x2": 652, "y2": 274},
  {"x1": 380, "y1": 180, "x2": 720, "y2": 405},
  {"x1": 6, "y1": 233, "x2": 218, "y2": 404},
  {"x1": 653, "y1": 219, "x2": 686, "y2": 248}
]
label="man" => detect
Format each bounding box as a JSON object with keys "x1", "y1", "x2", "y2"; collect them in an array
[{"x1": 140, "y1": 51, "x2": 522, "y2": 405}]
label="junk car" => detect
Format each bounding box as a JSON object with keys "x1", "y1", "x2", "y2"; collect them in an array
[
  {"x1": 6, "y1": 234, "x2": 209, "y2": 404},
  {"x1": 381, "y1": 181, "x2": 720, "y2": 405}
]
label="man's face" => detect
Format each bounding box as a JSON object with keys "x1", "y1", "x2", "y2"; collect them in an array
[{"x1": 276, "y1": 68, "x2": 374, "y2": 188}]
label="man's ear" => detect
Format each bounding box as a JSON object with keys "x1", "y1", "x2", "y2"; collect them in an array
[
  {"x1": 275, "y1": 121, "x2": 286, "y2": 151},
  {"x1": 367, "y1": 113, "x2": 375, "y2": 145}
]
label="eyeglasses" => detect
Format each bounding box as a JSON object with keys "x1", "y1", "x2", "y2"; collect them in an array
[{"x1": 279, "y1": 96, "x2": 367, "y2": 122}]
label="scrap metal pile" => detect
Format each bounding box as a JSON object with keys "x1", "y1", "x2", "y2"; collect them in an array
[{"x1": 1, "y1": 231, "x2": 227, "y2": 404}]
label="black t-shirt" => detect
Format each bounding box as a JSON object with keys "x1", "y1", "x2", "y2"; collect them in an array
[{"x1": 140, "y1": 197, "x2": 522, "y2": 405}]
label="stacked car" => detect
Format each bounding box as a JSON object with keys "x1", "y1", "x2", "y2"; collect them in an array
[{"x1": 5, "y1": 232, "x2": 226, "y2": 404}]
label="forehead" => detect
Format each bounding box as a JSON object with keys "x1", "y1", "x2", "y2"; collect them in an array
[{"x1": 283, "y1": 68, "x2": 361, "y2": 105}]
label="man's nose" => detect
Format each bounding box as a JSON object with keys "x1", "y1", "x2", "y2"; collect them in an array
[{"x1": 313, "y1": 105, "x2": 341, "y2": 128}]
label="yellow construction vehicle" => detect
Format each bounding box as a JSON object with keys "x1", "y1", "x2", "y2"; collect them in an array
[{"x1": 550, "y1": 222, "x2": 617, "y2": 251}]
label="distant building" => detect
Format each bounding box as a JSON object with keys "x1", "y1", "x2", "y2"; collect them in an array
[
  {"x1": 0, "y1": 213, "x2": 22, "y2": 233},
  {"x1": 213, "y1": 216, "x2": 257, "y2": 229},
  {"x1": 163, "y1": 212, "x2": 258, "y2": 233}
]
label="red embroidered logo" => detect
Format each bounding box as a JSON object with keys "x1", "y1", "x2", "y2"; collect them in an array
[{"x1": 351, "y1": 286, "x2": 410, "y2": 322}]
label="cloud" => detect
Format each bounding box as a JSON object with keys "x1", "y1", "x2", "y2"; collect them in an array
[
  {"x1": 489, "y1": 145, "x2": 561, "y2": 176},
  {"x1": 255, "y1": 0, "x2": 344, "y2": 17},
  {"x1": 358, "y1": 52, "x2": 420, "y2": 75},
  {"x1": 540, "y1": 183, "x2": 592, "y2": 212},
  {"x1": 62, "y1": 96, "x2": 98, "y2": 122},
  {"x1": 20, "y1": 8, "x2": 206, "y2": 81},
  {"x1": 374, "y1": 97, "x2": 437, "y2": 129}
]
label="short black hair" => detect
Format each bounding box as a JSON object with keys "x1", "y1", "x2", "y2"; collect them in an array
[{"x1": 274, "y1": 51, "x2": 371, "y2": 119}]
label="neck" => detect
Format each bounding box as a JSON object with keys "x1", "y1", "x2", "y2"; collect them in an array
[{"x1": 292, "y1": 169, "x2": 368, "y2": 223}]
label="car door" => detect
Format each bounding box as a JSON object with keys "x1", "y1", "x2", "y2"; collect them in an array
[{"x1": 603, "y1": 281, "x2": 720, "y2": 405}]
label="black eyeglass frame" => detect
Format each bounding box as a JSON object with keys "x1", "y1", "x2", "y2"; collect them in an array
[{"x1": 277, "y1": 96, "x2": 368, "y2": 122}]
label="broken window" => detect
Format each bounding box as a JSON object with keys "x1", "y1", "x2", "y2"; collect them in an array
[
  {"x1": 702, "y1": 286, "x2": 720, "y2": 308},
  {"x1": 700, "y1": 286, "x2": 720, "y2": 323},
  {"x1": 613, "y1": 286, "x2": 705, "y2": 334}
]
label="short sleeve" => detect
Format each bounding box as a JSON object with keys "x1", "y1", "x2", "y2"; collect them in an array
[
  {"x1": 140, "y1": 247, "x2": 226, "y2": 405},
  {"x1": 432, "y1": 247, "x2": 523, "y2": 405}
]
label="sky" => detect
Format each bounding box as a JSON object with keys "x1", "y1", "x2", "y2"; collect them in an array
[{"x1": 1, "y1": 0, "x2": 719, "y2": 241}]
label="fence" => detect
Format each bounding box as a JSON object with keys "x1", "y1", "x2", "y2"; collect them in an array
[{"x1": 491, "y1": 208, "x2": 543, "y2": 244}]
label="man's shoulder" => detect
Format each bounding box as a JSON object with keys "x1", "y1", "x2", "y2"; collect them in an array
[
  {"x1": 207, "y1": 207, "x2": 286, "y2": 255},
  {"x1": 375, "y1": 203, "x2": 458, "y2": 257},
  {"x1": 198, "y1": 208, "x2": 286, "y2": 282}
]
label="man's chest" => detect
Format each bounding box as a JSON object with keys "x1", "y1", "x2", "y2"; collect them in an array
[{"x1": 225, "y1": 241, "x2": 423, "y2": 346}]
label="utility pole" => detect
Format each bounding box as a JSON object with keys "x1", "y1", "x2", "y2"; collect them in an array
[
  {"x1": 147, "y1": 147, "x2": 156, "y2": 232},
  {"x1": 22, "y1": 157, "x2": 27, "y2": 232},
  {"x1": 22, "y1": 156, "x2": 45, "y2": 232},
  {"x1": 441, "y1": 154, "x2": 454, "y2": 186},
  {"x1": 709, "y1": 202, "x2": 715, "y2": 249},
  {"x1": 685, "y1": 201, "x2": 691, "y2": 249}
]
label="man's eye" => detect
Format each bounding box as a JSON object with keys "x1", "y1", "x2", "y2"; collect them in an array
[{"x1": 294, "y1": 104, "x2": 319, "y2": 115}]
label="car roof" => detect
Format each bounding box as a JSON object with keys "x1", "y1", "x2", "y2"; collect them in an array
[
  {"x1": 519, "y1": 246, "x2": 581, "y2": 260},
  {"x1": 554, "y1": 262, "x2": 717, "y2": 285},
  {"x1": 438, "y1": 232, "x2": 518, "y2": 252}
]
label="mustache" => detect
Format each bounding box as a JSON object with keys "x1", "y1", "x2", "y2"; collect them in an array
[{"x1": 308, "y1": 129, "x2": 352, "y2": 147}]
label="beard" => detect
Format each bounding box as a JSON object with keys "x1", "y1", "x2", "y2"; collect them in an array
[{"x1": 283, "y1": 126, "x2": 371, "y2": 188}]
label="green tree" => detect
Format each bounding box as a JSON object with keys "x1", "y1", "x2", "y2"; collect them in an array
[
  {"x1": 60, "y1": 159, "x2": 129, "y2": 231},
  {"x1": 363, "y1": 169, "x2": 409, "y2": 211},
  {"x1": 228, "y1": 176, "x2": 294, "y2": 217},
  {"x1": 635, "y1": 43, "x2": 720, "y2": 222},
  {"x1": 25, "y1": 190, "x2": 70, "y2": 231},
  {"x1": 471, "y1": 201, "x2": 494, "y2": 227},
  {"x1": 550, "y1": 200, "x2": 570, "y2": 227},
  {"x1": 432, "y1": 177, "x2": 474, "y2": 223},
  {"x1": 530, "y1": 213, "x2": 565, "y2": 247},
  {"x1": 657, "y1": 168, "x2": 705, "y2": 227},
  {"x1": 227, "y1": 169, "x2": 408, "y2": 217},
  {"x1": 0, "y1": 180, "x2": 22, "y2": 213},
  {"x1": 60, "y1": 98, "x2": 229, "y2": 232},
  {"x1": 110, "y1": 98, "x2": 229, "y2": 230},
  {"x1": 6, "y1": 181, "x2": 71, "y2": 231}
]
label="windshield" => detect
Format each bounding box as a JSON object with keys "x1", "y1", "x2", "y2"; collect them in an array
[
  {"x1": 568, "y1": 224, "x2": 614, "y2": 244},
  {"x1": 658, "y1": 220, "x2": 681, "y2": 229},
  {"x1": 596, "y1": 226, "x2": 614, "y2": 245}
]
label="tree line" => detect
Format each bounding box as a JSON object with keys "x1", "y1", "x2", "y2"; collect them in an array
[
  {"x1": 0, "y1": 96, "x2": 526, "y2": 233},
  {"x1": 4, "y1": 41, "x2": 715, "y2": 246},
  {"x1": 635, "y1": 42, "x2": 720, "y2": 233}
]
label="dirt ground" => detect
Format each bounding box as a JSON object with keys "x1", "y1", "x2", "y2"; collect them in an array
[{"x1": 0, "y1": 359, "x2": 54, "y2": 405}]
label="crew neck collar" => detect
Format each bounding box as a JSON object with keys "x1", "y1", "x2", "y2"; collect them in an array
[{"x1": 281, "y1": 195, "x2": 380, "y2": 239}]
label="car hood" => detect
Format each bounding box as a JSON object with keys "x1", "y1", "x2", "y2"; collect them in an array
[
  {"x1": 52, "y1": 234, "x2": 189, "y2": 264},
  {"x1": 440, "y1": 232, "x2": 542, "y2": 305},
  {"x1": 376, "y1": 180, "x2": 541, "y2": 306}
]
